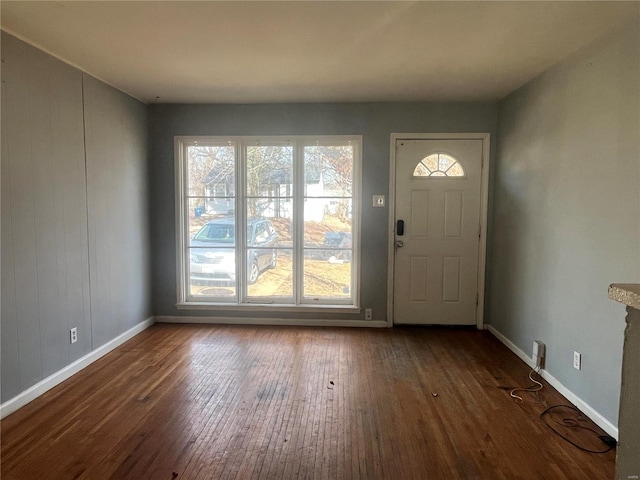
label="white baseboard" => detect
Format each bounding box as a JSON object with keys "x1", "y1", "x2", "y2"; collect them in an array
[
  {"x1": 487, "y1": 325, "x2": 618, "y2": 439},
  {"x1": 155, "y1": 315, "x2": 389, "y2": 328},
  {"x1": 1, "y1": 317, "x2": 155, "y2": 419}
]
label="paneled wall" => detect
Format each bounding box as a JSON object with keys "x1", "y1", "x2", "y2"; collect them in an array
[
  {"x1": 1, "y1": 33, "x2": 151, "y2": 404},
  {"x1": 83, "y1": 75, "x2": 151, "y2": 348}
]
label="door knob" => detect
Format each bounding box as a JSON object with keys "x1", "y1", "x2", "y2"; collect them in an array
[{"x1": 395, "y1": 240, "x2": 404, "y2": 249}]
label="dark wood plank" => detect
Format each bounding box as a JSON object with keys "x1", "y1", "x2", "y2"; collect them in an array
[{"x1": 0, "y1": 325, "x2": 616, "y2": 479}]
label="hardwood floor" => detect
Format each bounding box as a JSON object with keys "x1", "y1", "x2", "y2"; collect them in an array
[{"x1": 1, "y1": 324, "x2": 615, "y2": 479}]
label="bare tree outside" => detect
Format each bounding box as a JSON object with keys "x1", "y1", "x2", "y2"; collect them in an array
[
  {"x1": 304, "y1": 145, "x2": 353, "y2": 195},
  {"x1": 246, "y1": 145, "x2": 293, "y2": 218},
  {"x1": 304, "y1": 145, "x2": 353, "y2": 221},
  {"x1": 188, "y1": 145, "x2": 235, "y2": 198}
]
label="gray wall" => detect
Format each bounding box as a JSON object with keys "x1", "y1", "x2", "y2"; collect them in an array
[
  {"x1": 83, "y1": 75, "x2": 151, "y2": 347},
  {"x1": 149, "y1": 103, "x2": 497, "y2": 320},
  {"x1": 490, "y1": 17, "x2": 640, "y2": 425},
  {"x1": 1, "y1": 33, "x2": 151, "y2": 403}
]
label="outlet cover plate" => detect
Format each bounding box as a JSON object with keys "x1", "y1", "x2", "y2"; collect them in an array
[{"x1": 573, "y1": 351, "x2": 581, "y2": 370}]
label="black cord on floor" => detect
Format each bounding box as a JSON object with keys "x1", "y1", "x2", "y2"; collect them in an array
[{"x1": 540, "y1": 405, "x2": 616, "y2": 454}]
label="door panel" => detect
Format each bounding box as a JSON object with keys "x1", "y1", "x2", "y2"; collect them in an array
[
  {"x1": 442, "y1": 256, "x2": 461, "y2": 302},
  {"x1": 444, "y1": 191, "x2": 463, "y2": 238},
  {"x1": 393, "y1": 139, "x2": 483, "y2": 325},
  {"x1": 411, "y1": 191, "x2": 429, "y2": 238},
  {"x1": 409, "y1": 256, "x2": 429, "y2": 302}
]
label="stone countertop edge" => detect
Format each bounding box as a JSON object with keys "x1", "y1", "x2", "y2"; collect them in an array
[{"x1": 609, "y1": 284, "x2": 640, "y2": 310}]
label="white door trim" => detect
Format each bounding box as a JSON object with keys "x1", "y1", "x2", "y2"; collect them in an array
[{"x1": 387, "y1": 133, "x2": 490, "y2": 329}]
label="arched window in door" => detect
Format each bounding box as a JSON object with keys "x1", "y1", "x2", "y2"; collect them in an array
[{"x1": 413, "y1": 153, "x2": 465, "y2": 177}]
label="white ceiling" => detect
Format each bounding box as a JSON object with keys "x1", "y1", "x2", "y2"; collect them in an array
[{"x1": 2, "y1": 1, "x2": 638, "y2": 104}]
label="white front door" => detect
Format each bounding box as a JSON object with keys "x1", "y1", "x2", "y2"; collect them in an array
[{"x1": 392, "y1": 138, "x2": 485, "y2": 325}]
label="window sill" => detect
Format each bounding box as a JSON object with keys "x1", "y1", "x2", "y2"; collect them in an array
[{"x1": 176, "y1": 302, "x2": 361, "y2": 314}]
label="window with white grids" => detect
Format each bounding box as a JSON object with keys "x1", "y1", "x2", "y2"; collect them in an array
[{"x1": 175, "y1": 136, "x2": 361, "y2": 309}]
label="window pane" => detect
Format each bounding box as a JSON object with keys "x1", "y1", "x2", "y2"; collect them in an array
[
  {"x1": 304, "y1": 145, "x2": 353, "y2": 197},
  {"x1": 189, "y1": 246, "x2": 237, "y2": 298},
  {"x1": 246, "y1": 203, "x2": 292, "y2": 248},
  {"x1": 246, "y1": 145, "x2": 293, "y2": 197},
  {"x1": 439, "y1": 154, "x2": 456, "y2": 172},
  {"x1": 304, "y1": 198, "x2": 352, "y2": 248},
  {"x1": 247, "y1": 249, "x2": 293, "y2": 298},
  {"x1": 187, "y1": 145, "x2": 235, "y2": 197},
  {"x1": 190, "y1": 283, "x2": 236, "y2": 299},
  {"x1": 303, "y1": 250, "x2": 352, "y2": 299},
  {"x1": 245, "y1": 216, "x2": 292, "y2": 298},
  {"x1": 190, "y1": 213, "x2": 236, "y2": 247},
  {"x1": 188, "y1": 198, "x2": 235, "y2": 240},
  {"x1": 446, "y1": 161, "x2": 465, "y2": 177},
  {"x1": 189, "y1": 209, "x2": 237, "y2": 297},
  {"x1": 413, "y1": 162, "x2": 430, "y2": 177},
  {"x1": 424, "y1": 154, "x2": 439, "y2": 172},
  {"x1": 246, "y1": 197, "x2": 293, "y2": 236}
]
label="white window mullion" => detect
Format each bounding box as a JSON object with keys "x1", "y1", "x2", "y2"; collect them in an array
[
  {"x1": 351, "y1": 139, "x2": 361, "y2": 307},
  {"x1": 237, "y1": 140, "x2": 247, "y2": 303},
  {"x1": 293, "y1": 140, "x2": 304, "y2": 305},
  {"x1": 184, "y1": 141, "x2": 193, "y2": 301},
  {"x1": 179, "y1": 141, "x2": 189, "y2": 302}
]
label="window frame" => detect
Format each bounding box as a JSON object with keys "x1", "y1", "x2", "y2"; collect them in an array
[{"x1": 175, "y1": 135, "x2": 362, "y2": 312}]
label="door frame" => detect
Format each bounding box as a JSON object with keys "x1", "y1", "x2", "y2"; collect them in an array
[{"x1": 387, "y1": 133, "x2": 491, "y2": 329}]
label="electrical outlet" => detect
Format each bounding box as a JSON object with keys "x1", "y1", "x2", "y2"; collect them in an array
[
  {"x1": 70, "y1": 327, "x2": 78, "y2": 344},
  {"x1": 365, "y1": 308, "x2": 373, "y2": 320},
  {"x1": 573, "y1": 351, "x2": 581, "y2": 370}
]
